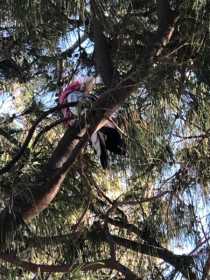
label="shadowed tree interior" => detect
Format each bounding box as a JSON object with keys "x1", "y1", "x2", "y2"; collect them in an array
[{"x1": 0, "y1": 1, "x2": 210, "y2": 279}]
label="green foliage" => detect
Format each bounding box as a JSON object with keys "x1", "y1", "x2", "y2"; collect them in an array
[{"x1": 0, "y1": 0, "x2": 210, "y2": 279}]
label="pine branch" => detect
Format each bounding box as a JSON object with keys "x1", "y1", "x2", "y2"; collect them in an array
[
  {"x1": 0, "y1": 1, "x2": 177, "y2": 249},
  {"x1": 0, "y1": 253, "x2": 140, "y2": 279},
  {"x1": 90, "y1": 0, "x2": 114, "y2": 87}
]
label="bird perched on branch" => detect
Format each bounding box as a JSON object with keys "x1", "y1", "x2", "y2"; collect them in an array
[{"x1": 58, "y1": 76, "x2": 126, "y2": 168}]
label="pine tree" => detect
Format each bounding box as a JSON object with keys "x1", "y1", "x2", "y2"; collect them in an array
[{"x1": 0, "y1": 1, "x2": 210, "y2": 279}]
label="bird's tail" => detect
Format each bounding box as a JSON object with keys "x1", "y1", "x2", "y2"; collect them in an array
[
  {"x1": 90, "y1": 132, "x2": 109, "y2": 169},
  {"x1": 99, "y1": 126, "x2": 126, "y2": 155}
]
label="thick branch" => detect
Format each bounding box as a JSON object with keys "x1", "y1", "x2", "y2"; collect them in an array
[
  {"x1": 157, "y1": 0, "x2": 173, "y2": 34},
  {"x1": 19, "y1": 227, "x2": 196, "y2": 279},
  {"x1": 155, "y1": 0, "x2": 178, "y2": 57},
  {"x1": 91, "y1": 0, "x2": 114, "y2": 87},
  {"x1": 0, "y1": 81, "x2": 135, "y2": 243},
  {"x1": 0, "y1": 253, "x2": 140, "y2": 279},
  {"x1": 0, "y1": 3, "x2": 177, "y2": 245},
  {"x1": 110, "y1": 234, "x2": 196, "y2": 280}
]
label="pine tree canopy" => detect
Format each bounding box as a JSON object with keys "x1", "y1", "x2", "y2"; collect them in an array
[{"x1": 0, "y1": 1, "x2": 210, "y2": 279}]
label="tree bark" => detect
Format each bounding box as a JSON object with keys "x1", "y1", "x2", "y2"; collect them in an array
[
  {"x1": 15, "y1": 228, "x2": 196, "y2": 279},
  {"x1": 0, "y1": 253, "x2": 140, "y2": 279},
  {"x1": 0, "y1": 0, "x2": 177, "y2": 246}
]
